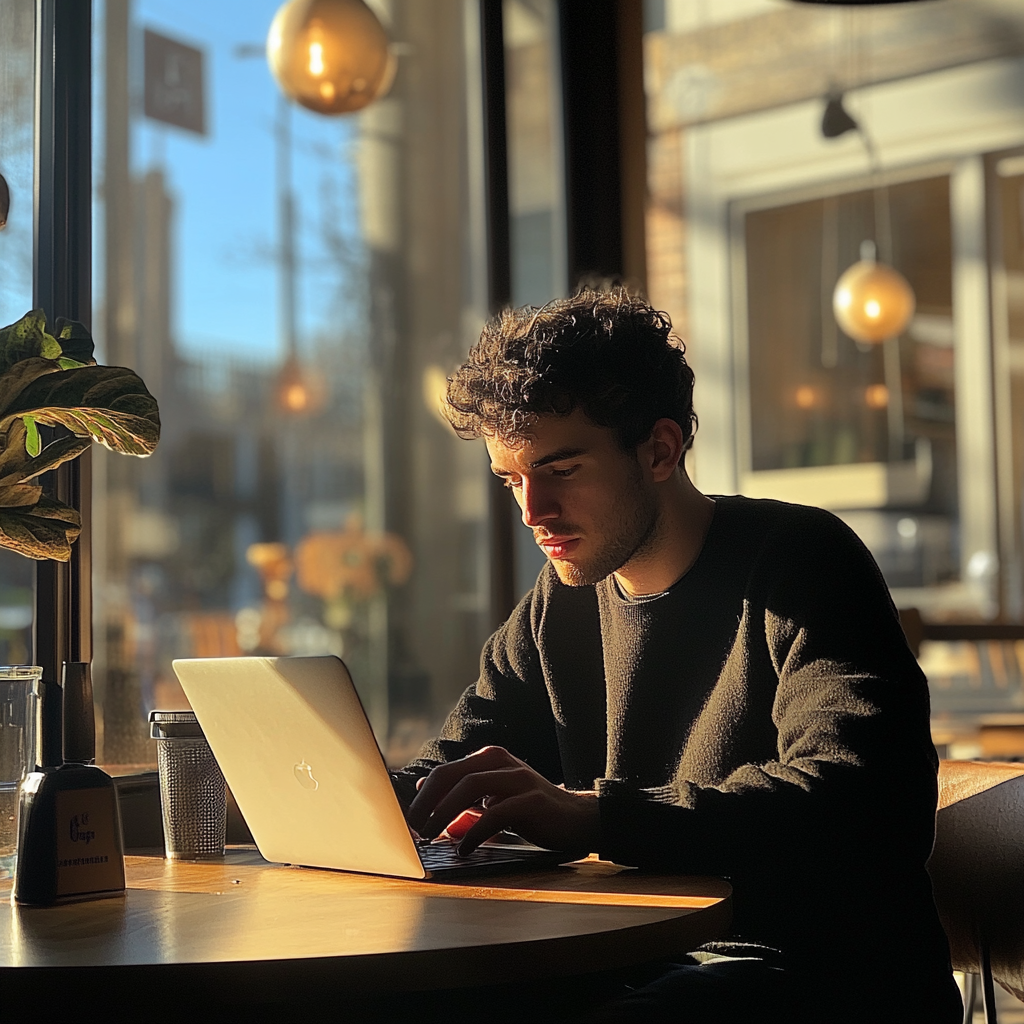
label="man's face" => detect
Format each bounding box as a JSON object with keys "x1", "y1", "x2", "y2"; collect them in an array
[{"x1": 485, "y1": 410, "x2": 660, "y2": 587}]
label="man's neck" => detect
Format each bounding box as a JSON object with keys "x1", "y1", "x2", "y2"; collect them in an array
[{"x1": 613, "y1": 473, "x2": 716, "y2": 597}]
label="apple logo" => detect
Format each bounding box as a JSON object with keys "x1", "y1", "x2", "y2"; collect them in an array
[{"x1": 293, "y1": 760, "x2": 319, "y2": 791}]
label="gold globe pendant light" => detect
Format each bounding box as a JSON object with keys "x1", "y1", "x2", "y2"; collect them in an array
[
  {"x1": 832, "y1": 242, "x2": 916, "y2": 345},
  {"x1": 267, "y1": 0, "x2": 395, "y2": 116}
]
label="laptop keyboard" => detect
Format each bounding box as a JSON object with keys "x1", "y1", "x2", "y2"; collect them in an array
[{"x1": 414, "y1": 837, "x2": 558, "y2": 874}]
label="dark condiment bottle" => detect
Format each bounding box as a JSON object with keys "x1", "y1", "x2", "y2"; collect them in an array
[{"x1": 13, "y1": 663, "x2": 125, "y2": 905}]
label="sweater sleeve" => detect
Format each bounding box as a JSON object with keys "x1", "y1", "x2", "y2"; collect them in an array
[
  {"x1": 595, "y1": 508, "x2": 938, "y2": 879},
  {"x1": 391, "y1": 585, "x2": 564, "y2": 808}
]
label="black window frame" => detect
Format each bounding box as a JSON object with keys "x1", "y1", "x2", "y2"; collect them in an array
[{"x1": 32, "y1": 0, "x2": 92, "y2": 767}]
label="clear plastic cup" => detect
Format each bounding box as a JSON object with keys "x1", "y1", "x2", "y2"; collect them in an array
[{"x1": 0, "y1": 666, "x2": 42, "y2": 879}]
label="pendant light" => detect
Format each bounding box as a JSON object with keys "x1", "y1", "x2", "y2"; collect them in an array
[
  {"x1": 833, "y1": 240, "x2": 916, "y2": 345},
  {"x1": 267, "y1": 0, "x2": 395, "y2": 116}
]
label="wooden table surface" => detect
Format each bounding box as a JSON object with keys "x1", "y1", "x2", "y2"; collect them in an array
[{"x1": 0, "y1": 849, "x2": 731, "y2": 1014}]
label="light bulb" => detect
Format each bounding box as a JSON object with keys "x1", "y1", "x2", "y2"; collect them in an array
[
  {"x1": 285, "y1": 381, "x2": 309, "y2": 411},
  {"x1": 832, "y1": 254, "x2": 916, "y2": 344},
  {"x1": 308, "y1": 41, "x2": 325, "y2": 76},
  {"x1": 865, "y1": 384, "x2": 889, "y2": 409},
  {"x1": 795, "y1": 386, "x2": 816, "y2": 409},
  {"x1": 267, "y1": 0, "x2": 395, "y2": 116},
  {"x1": 276, "y1": 353, "x2": 327, "y2": 414}
]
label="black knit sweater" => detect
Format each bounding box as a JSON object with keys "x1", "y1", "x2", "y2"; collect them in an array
[{"x1": 400, "y1": 496, "x2": 957, "y2": 1011}]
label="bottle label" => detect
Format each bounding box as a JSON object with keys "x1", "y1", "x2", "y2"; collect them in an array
[{"x1": 55, "y1": 787, "x2": 123, "y2": 896}]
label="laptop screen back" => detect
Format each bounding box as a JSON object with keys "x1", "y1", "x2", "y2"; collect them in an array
[{"x1": 172, "y1": 655, "x2": 426, "y2": 879}]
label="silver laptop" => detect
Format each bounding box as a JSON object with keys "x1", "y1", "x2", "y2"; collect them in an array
[{"x1": 171, "y1": 655, "x2": 565, "y2": 879}]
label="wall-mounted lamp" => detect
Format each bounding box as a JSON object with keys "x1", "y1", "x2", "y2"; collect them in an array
[
  {"x1": 267, "y1": 0, "x2": 395, "y2": 116},
  {"x1": 821, "y1": 91, "x2": 858, "y2": 140},
  {"x1": 833, "y1": 241, "x2": 915, "y2": 345}
]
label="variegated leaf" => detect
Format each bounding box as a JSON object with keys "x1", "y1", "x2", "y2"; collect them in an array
[
  {"x1": 0, "y1": 494, "x2": 82, "y2": 561},
  {"x1": 0, "y1": 364, "x2": 160, "y2": 456}
]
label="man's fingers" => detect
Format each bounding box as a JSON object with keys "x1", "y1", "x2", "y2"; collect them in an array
[
  {"x1": 416, "y1": 766, "x2": 536, "y2": 839},
  {"x1": 407, "y1": 747, "x2": 520, "y2": 829},
  {"x1": 455, "y1": 795, "x2": 531, "y2": 855},
  {"x1": 441, "y1": 807, "x2": 482, "y2": 841}
]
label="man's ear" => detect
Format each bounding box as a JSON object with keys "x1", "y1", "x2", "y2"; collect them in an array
[{"x1": 647, "y1": 418, "x2": 685, "y2": 482}]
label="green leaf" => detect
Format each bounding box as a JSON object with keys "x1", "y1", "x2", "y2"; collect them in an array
[
  {"x1": 53, "y1": 317, "x2": 96, "y2": 365},
  {"x1": 0, "y1": 478, "x2": 42, "y2": 509},
  {"x1": 0, "y1": 312, "x2": 156, "y2": 562},
  {"x1": 0, "y1": 363, "x2": 160, "y2": 457},
  {"x1": 15, "y1": 435, "x2": 92, "y2": 483},
  {"x1": 0, "y1": 494, "x2": 81, "y2": 561},
  {"x1": 22, "y1": 415, "x2": 39, "y2": 456},
  {"x1": 0, "y1": 310, "x2": 62, "y2": 374},
  {"x1": 0, "y1": 419, "x2": 32, "y2": 478},
  {"x1": 0, "y1": 357, "x2": 62, "y2": 417},
  {"x1": 0, "y1": 420, "x2": 89, "y2": 493}
]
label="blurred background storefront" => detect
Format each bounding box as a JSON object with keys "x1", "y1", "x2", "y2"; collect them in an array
[
  {"x1": 2, "y1": 0, "x2": 1024, "y2": 768},
  {"x1": 643, "y1": 0, "x2": 1024, "y2": 759}
]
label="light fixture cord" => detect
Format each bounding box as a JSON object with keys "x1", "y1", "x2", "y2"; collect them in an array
[
  {"x1": 820, "y1": 195, "x2": 839, "y2": 369},
  {"x1": 277, "y1": 94, "x2": 299, "y2": 359},
  {"x1": 846, "y1": 4, "x2": 904, "y2": 461}
]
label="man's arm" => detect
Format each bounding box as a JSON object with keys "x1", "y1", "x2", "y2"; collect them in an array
[{"x1": 390, "y1": 586, "x2": 564, "y2": 812}]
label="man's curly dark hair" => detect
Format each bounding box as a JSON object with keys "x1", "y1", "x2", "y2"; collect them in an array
[{"x1": 443, "y1": 288, "x2": 697, "y2": 452}]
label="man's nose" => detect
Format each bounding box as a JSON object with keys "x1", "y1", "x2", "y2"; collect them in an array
[{"x1": 519, "y1": 478, "x2": 559, "y2": 527}]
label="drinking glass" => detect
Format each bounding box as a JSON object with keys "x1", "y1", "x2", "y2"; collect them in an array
[{"x1": 0, "y1": 666, "x2": 41, "y2": 879}]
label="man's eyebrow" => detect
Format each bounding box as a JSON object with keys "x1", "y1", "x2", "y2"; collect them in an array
[
  {"x1": 530, "y1": 446, "x2": 588, "y2": 469},
  {"x1": 490, "y1": 446, "x2": 589, "y2": 475}
]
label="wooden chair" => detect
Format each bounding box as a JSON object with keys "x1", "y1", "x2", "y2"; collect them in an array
[{"x1": 929, "y1": 760, "x2": 1024, "y2": 1024}]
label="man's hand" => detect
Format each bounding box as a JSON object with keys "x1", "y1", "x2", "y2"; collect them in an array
[{"x1": 406, "y1": 746, "x2": 599, "y2": 857}]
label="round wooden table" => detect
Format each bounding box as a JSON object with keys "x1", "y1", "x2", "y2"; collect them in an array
[{"x1": 0, "y1": 849, "x2": 731, "y2": 1019}]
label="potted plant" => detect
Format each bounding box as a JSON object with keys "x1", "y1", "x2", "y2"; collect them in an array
[{"x1": 0, "y1": 309, "x2": 160, "y2": 561}]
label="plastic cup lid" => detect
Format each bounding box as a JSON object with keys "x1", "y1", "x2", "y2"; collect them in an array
[{"x1": 149, "y1": 709, "x2": 204, "y2": 739}]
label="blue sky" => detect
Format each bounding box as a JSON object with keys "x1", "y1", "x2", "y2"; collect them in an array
[{"x1": 95, "y1": 0, "x2": 364, "y2": 365}]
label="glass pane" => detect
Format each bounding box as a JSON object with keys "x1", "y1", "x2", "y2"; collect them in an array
[
  {"x1": 0, "y1": 0, "x2": 36, "y2": 668},
  {"x1": 92, "y1": 0, "x2": 491, "y2": 767},
  {"x1": 994, "y1": 159, "x2": 1024, "y2": 619},
  {"x1": 743, "y1": 178, "x2": 959, "y2": 590},
  {"x1": 503, "y1": 0, "x2": 565, "y2": 596},
  {"x1": 504, "y1": 0, "x2": 562, "y2": 309}
]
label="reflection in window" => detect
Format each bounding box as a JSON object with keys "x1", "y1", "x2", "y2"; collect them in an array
[
  {"x1": 743, "y1": 177, "x2": 959, "y2": 591},
  {"x1": 92, "y1": 0, "x2": 492, "y2": 766}
]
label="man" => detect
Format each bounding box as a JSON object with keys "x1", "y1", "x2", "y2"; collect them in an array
[{"x1": 393, "y1": 290, "x2": 962, "y2": 1023}]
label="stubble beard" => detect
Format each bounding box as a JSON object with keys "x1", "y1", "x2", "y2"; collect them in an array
[{"x1": 547, "y1": 477, "x2": 660, "y2": 588}]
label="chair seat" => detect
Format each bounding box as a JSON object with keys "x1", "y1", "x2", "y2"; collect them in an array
[{"x1": 929, "y1": 760, "x2": 1024, "y2": 1003}]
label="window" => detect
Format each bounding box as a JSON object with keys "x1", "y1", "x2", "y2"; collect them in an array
[
  {"x1": 740, "y1": 176, "x2": 959, "y2": 592},
  {"x1": 991, "y1": 152, "x2": 1024, "y2": 621},
  {"x1": 90, "y1": 0, "x2": 495, "y2": 767}
]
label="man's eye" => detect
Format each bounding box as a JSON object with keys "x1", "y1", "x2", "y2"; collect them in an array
[
  {"x1": 502, "y1": 477, "x2": 522, "y2": 489},
  {"x1": 551, "y1": 466, "x2": 578, "y2": 478}
]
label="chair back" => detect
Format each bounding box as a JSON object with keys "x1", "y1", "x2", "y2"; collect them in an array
[{"x1": 929, "y1": 760, "x2": 1024, "y2": 1001}]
